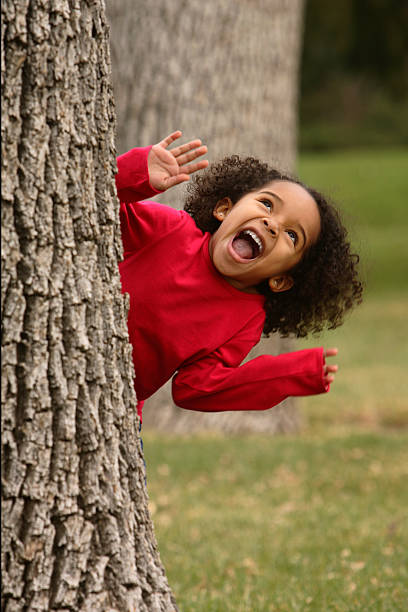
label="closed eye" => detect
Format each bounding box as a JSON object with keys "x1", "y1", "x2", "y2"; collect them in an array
[{"x1": 286, "y1": 229, "x2": 298, "y2": 245}]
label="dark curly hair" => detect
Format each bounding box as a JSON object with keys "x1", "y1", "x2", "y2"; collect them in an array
[{"x1": 184, "y1": 155, "x2": 363, "y2": 338}]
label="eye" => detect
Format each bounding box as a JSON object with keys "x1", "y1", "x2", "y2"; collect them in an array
[
  {"x1": 286, "y1": 229, "x2": 298, "y2": 245},
  {"x1": 260, "y1": 199, "x2": 272, "y2": 211}
]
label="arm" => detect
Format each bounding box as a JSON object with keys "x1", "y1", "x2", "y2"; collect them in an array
[
  {"x1": 115, "y1": 146, "x2": 161, "y2": 203},
  {"x1": 172, "y1": 337, "x2": 334, "y2": 413},
  {"x1": 117, "y1": 131, "x2": 209, "y2": 255},
  {"x1": 115, "y1": 131, "x2": 208, "y2": 203}
]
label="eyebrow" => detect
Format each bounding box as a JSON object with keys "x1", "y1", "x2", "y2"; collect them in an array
[
  {"x1": 259, "y1": 190, "x2": 307, "y2": 247},
  {"x1": 260, "y1": 190, "x2": 284, "y2": 203}
]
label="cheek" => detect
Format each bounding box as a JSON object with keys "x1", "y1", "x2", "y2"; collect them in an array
[{"x1": 278, "y1": 237, "x2": 295, "y2": 255}]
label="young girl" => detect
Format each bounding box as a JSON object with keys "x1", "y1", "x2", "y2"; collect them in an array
[{"x1": 116, "y1": 131, "x2": 363, "y2": 420}]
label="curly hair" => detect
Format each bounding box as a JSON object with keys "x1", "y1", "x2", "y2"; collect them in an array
[{"x1": 184, "y1": 155, "x2": 363, "y2": 338}]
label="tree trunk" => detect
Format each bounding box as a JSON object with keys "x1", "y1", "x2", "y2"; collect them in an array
[
  {"x1": 107, "y1": 0, "x2": 305, "y2": 434},
  {"x1": 1, "y1": 1, "x2": 176, "y2": 609}
]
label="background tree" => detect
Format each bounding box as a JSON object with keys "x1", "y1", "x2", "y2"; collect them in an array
[
  {"x1": 1, "y1": 1, "x2": 176, "y2": 610},
  {"x1": 108, "y1": 0, "x2": 305, "y2": 434}
]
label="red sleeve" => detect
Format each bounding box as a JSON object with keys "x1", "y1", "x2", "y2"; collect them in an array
[
  {"x1": 115, "y1": 146, "x2": 162, "y2": 202},
  {"x1": 172, "y1": 338, "x2": 329, "y2": 412},
  {"x1": 116, "y1": 146, "x2": 184, "y2": 255}
]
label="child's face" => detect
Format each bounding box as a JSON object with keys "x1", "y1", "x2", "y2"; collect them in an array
[{"x1": 209, "y1": 180, "x2": 321, "y2": 293}]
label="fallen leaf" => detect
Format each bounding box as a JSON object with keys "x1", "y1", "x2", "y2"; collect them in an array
[{"x1": 350, "y1": 561, "x2": 366, "y2": 571}]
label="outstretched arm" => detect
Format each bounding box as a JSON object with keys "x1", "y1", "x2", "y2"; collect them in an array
[
  {"x1": 148, "y1": 131, "x2": 209, "y2": 191},
  {"x1": 172, "y1": 341, "x2": 333, "y2": 413}
]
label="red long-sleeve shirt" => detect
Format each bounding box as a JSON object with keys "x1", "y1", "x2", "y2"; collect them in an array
[{"x1": 116, "y1": 147, "x2": 329, "y2": 416}]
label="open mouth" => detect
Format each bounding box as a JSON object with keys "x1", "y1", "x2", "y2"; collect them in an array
[{"x1": 231, "y1": 230, "x2": 263, "y2": 260}]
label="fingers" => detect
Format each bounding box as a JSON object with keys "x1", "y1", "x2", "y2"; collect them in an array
[
  {"x1": 158, "y1": 131, "x2": 183, "y2": 148},
  {"x1": 164, "y1": 161, "x2": 209, "y2": 188},
  {"x1": 177, "y1": 145, "x2": 208, "y2": 166},
  {"x1": 172, "y1": 141, "x2": 206, "y2": 160},
  {"x1": 164, "y1": 173, "x2": 191, "y2": 189},
  {"x1": 154, "y1": 132, "x2": 208, "y2": 190},
  {"x1": 323, "y1": 367, "x2": 337, "y2": 385},
  {"x1": 323, "y1": 349, "x2": 338, "y2": 385},
  {"x1": 179, "y1": 159, "x2": 209, "y2": 175},
  {"x1": 158, "y1": 131, "x2": 201, "y2": 152},
  {"x1": 323, "y1": 361, "x2": 338, "y2": 386},
  {"x1": 158, "y1": 131, "x2": 208, "y2": 159}
]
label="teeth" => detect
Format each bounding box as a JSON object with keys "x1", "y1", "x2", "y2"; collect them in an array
[{"x1": 243, "y1": 230, "x2": 263, "y2": 253}]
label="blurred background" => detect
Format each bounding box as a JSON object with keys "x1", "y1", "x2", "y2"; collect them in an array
[
  {"x1": 108, "y1": 1, "x2": 408, "y2": 609},
  {"x1": 300, "y1": 0, "x2": 408, "y2": 152},
  {"x1": 297, "y1": 0, "x2": 408, "y2": 431}
]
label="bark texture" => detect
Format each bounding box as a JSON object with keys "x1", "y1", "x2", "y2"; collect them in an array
[
  {"x1": 1, "y1": 1, "x2": 176, "y2": 609},
  {"x1": 108, "y1": 0, "x2": 305, "y2": 434}
]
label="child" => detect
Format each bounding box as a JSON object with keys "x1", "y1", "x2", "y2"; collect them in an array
[{"x1": 116, "y1": 131, "x2": 363, "y2": 420}]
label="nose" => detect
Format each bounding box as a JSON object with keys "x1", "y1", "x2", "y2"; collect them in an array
[{"x1": 263, "y1": 218, "x2": 278, "y2": 236}]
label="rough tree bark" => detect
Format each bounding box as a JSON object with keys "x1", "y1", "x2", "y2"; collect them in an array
[
  {"x1": 1, "y1": 1, "x2": 176, "y2": 610},
  {"x1": 107, "y1": 0, "x2": 305, "y2": 434}
]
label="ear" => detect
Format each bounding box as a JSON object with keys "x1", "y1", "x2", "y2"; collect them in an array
[
  {"x1": 213, "y1": 197, "x2": 233, "y2": 221},
  {"x1": 268, "y1": 275, "x2": 294, "y2": 293}
]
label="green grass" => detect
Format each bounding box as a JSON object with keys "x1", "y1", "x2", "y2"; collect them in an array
[
  {"x1": 142, "y1": 150, "x2": 408, "y2": 610},
  {"x1": 297, "y1": 295, "x2": 408, "y2": 432},
  {"x1": 143, "y1": 430, "x2": 408, "y2": 611}
]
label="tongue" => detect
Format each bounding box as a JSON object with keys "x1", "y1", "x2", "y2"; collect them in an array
[{"x1": 232, "y1": 237, "x2": 253, "y2": 259}]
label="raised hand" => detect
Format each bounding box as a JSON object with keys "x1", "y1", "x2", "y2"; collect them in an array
[
  {"x1": 148, "y1": 130, "x2": 209, "y2": 192},
  {"x1": 323, "y1": 348, "x2": 339, "y2": 385}
]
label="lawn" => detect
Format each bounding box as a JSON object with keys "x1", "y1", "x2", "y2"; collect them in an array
[
  {"x1": 144, "y1": 430, "x2": 408, "y2": 611},
  {"x1": 143, "y1": 149, "x2": 408, "y2": 611},
  {"x1": 297, "y1": 148, "x2": 408, "y2": 429},
  {"x1": 297, "y1": 295, "x2": 408, "y2": 432}
]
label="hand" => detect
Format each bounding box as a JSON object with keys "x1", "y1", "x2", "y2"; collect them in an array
[
  {"x1": 323, "y1": 348, "x2": 338, "y2": 385},
  {"x1": 148, "y1": 130, "x2": 208, "y2": 191}
]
